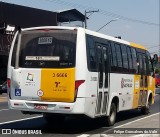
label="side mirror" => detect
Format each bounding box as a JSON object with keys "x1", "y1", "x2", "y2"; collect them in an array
[{"x1": 152, "y1": 54, "x2": 158, "y2": 67}]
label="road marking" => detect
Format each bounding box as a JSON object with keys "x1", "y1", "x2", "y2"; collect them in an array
[
  {"x1": 0, "y1": 97, "x2": 7, "y2": 99},
  {"x1": 77, "y1": 134, "x2": 90, "y2": 137},
  {"x1": 114, "y1": 112, "x2": 160, "y2": 128},
  {"x1": 0, "y1": 115, "x2": 43, "y2": 125},
  {"x1": 102, "y1": 112, "x2": 160, "y2": 133},
  {"x1": 132, "y1": 134, "x2": 160, "y2": 137},
  {"x1": 0, "y1": 99, "x2": 7, "y2": 102},
  {"x1": 0, "y1": 96, "x2": 8, "y2": 102},
  {"x1": 0, "y1": 109, "x2": 9, "y2": 112}
]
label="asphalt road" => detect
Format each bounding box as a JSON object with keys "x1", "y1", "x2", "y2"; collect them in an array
[{"x1": 0, "y1": 88, "x2": 159, "y2": 137}]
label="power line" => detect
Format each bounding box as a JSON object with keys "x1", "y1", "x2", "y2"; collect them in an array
[
  {"x1": 147, "y1": 45, "x2": 159, "y2": 49},
  {"x1": 150, "y1": 51, "x2": 159, "y2": 54},
  {"x1": 42, "y1": 0, "x2": 159, "y2": 26},
  {"x1": 96, "y1": 19, "x2": 118, "y2": 32}
]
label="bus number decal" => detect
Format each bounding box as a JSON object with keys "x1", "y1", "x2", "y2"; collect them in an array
[
  {"x1": 53, "y1": 73, "x2": 68, "y2": 77},
  {"x1": 90, "y1": 77, "x2": 97, "y2": 81},
  {"x1": 38, "y1": 37, "x2": 53, "y2": 44}
]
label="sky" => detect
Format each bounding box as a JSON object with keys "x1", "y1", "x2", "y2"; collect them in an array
[{"x1": 2, "y1": 0, "x2": 160, "y2": 55}]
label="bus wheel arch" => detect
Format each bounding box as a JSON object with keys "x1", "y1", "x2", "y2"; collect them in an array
[
  {"x1": 148, "y1": 93, "x2": 152, "y2": 105},
  {"x1": 141, "y1": 93, "x2": 152, "y2": 115},
  {"x1": 106, "y1": 96, "x2": 119, "y2": 126}
]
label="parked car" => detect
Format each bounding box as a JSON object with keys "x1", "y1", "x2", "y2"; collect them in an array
[
  {"x1": 155, "y1": 74, "x2": 160, "y2": 88},
  {"x1": 0, "y1": 81, "x2": 7, "y2": 94}
]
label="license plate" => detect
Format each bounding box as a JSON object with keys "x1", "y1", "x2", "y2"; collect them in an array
[{"x1": 34, "y1": 104, "x2": 48, "y2": 110}]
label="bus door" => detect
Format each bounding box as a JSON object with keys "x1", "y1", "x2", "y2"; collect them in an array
[
  {"x1": 138, "y1": 54, "x2": 148, "y2": 106},
  {"x1": 95, "y1": 43, "x2": 109, "y2": 115}
]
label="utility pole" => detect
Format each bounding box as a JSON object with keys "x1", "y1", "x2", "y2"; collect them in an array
[{"x1": 84, "y1": 10, "x2": 99, "y2": 29}]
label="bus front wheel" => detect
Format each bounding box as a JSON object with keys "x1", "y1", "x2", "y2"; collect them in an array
[
  {"x1": 106, "y1": 103, "x2": 117, "y2": 126},
  {"x1": 141, "y1": 101, "x2": 150, "y2": 115}
]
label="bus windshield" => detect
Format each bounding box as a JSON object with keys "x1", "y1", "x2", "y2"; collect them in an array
[{"x1": 17, "y1": 29, "x2": 77, "y2": 68}]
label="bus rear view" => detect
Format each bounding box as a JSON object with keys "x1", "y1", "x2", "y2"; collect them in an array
[{"x1": 7, "y1": 27, "x2": 85, "y2": 122}]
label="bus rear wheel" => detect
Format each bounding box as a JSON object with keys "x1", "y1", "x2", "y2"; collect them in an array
[{"x1": 106, "y1": 103, "x2": 117, "y2": 126}]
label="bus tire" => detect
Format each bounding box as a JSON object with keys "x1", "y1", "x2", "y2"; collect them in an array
[
  {"x1": 106, "y1": 103, "x2": 117, "y2": 126},
  {"x1": 43, "y1": 113, "x2": 65, "y2": 124},
  {"x1": 141, "y1": 100, "x2": 150, "y2": 115}
]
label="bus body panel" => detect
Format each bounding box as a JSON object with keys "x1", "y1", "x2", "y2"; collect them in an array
[
  {"x1": 11, "y1": 68, "x2": 41, "y2": 100},
  {"x1": 7, "y1": 26, "x2": 155, "y2": 121},
  {"x1": 109, "y1": 73, "x2": 134, "y2": 111},
  {"x1": 10, "y1": 68, "x2": 75, "y2": 102},
  {"x1": 75, "y1": 28, "x2": 87, "y2": 97},
  {"x1": 41, "y1": 68, "x2": 75, "y2": 102},
  {"x1": 132, "y1": 75, "x2": 141, "y2": 108}
]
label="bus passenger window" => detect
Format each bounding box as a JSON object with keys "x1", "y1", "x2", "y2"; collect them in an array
[
  {"x1": 127, "y1": 47, "x2": 133, "y2": 73},
  {"x1": 143, "y1": 55, "x2": 147, "y2": 75},
  {"x1": 121, "y1": 45, "x2": 128, "y2": 72},
  {"x1": 139, "y1": 54, "x2": 143, "y2": 74},
  {"x1": 111, "y1": 43, "x2": 117, "y2": 72},
  {"x1": 86, "y1": 36, "x2": 97, "y2": 71},
  {"x1": 147, "y1": 55, "x2": 153, "y2": 76},
  {"x1": 115, "y1": 43, "x2": 122, "y2": 72},
  {"x1": 131, "y1": 48, "x2": 138, "y2": 74}
]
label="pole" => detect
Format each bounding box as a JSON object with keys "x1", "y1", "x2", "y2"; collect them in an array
[
  {"x1": 85, "y1": 10, "x2": 87, "y2": 29},
  {"x1": 84, "y1": 10, "x2": 99, "y2": 29}
]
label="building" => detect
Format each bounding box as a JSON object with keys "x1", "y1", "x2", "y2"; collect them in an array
[{"x1": 0, "y1": 1, "x2": 86, "y2": 82}]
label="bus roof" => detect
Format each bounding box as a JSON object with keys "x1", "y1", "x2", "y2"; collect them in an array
[
  {"x1": 85, "y1": 28, "x2": 147, "y2": 51},
  {"x1": 130, "y1": 42, "x2": 147, "y2": 50},
  {"x1": 20, "y1": 26, "x2": 147, "y2": 51}
]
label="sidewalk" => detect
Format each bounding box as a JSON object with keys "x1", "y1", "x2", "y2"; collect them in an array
[{"x1": 90, "y1": 113, "x2": 160, "y2": 137}]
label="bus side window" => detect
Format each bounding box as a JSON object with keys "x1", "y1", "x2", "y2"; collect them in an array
[
  {"x1": 147, "y1": 55, "x2": 153, "y2": 76},
  {"x1": 115, "y1": 43, "x2": 123, "y2": 72},
  {"x1": 11, "y1": 37, "x2": 18, "y2": 67},
  {"x1": 143, "y1": 55, "x2": 147, "y2": 75},
  {"x1": 138, "y1": 54, "x2": 143, "y2": 75},
  {"x1": 86, "y1": 36, "x2": 97, "y2": 71},
  {"x1": 121, "y1": 45, "x2": 129, "y2": 73},
  {"x1": 131, "y1": 48, "x2": 138, "y2": 74},
  {"x1": 110, "y1": 42, "x2": 117, "y2": 72},
  {"x1": 127, "y1": 47, "x2": 133, "y2": 73}
]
